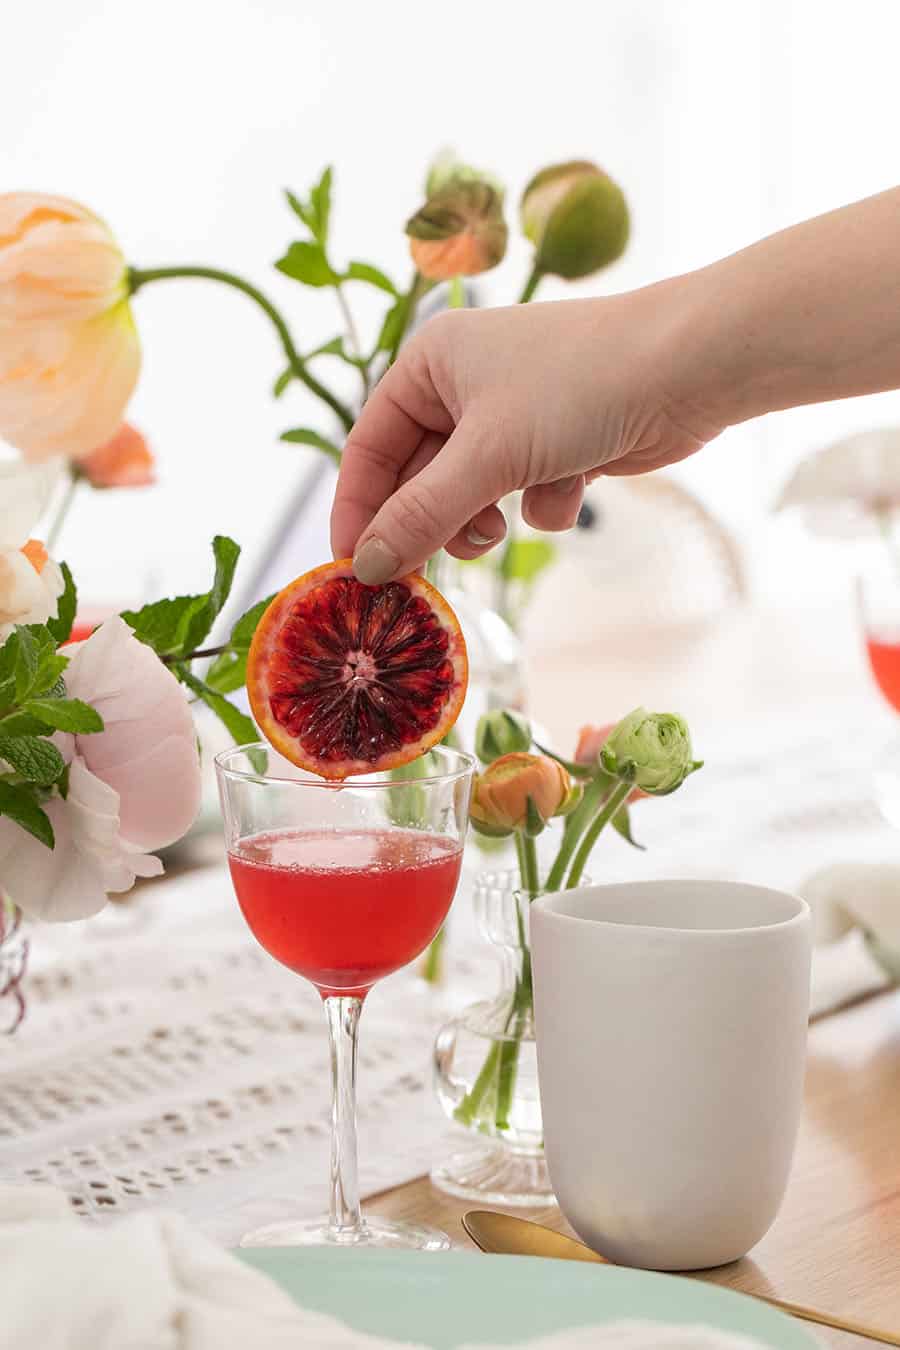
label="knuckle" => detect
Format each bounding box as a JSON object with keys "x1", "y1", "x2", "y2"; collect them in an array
[{"x1": 390, "y1": 479, "x2": 447, "y2": 548}]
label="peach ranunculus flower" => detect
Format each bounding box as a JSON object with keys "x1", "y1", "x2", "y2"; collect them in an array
[
  {"x1": 574, "y1": 723, "x2": 645, "y2": 804},
  {"x1": 0, "y1": 193, "x2": 141, "y2": 461},
  {"x1": 471, "y1": 752, "x2": 573, "y2": 836},
  {"x1": 0, "y1": 458, "x2": 64, "y2": 642},
  {"x1": 406, "y1": 181, "x2": 508, "y2": 282},
  {"x1": 0, "y1": 616, "x2": 202, "y2": 921},
  {"x1": 75, "y1": 422, "x2": 155, "y2": 488}
]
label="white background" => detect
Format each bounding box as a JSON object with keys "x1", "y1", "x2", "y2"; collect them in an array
[{"x1": 5, "y1": 0, "x2": 900, "y2": 610}]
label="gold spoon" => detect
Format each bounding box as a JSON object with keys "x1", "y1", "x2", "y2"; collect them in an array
[{"x1": 463, "y1": 1210, "x2": 900, "y2": 1348}]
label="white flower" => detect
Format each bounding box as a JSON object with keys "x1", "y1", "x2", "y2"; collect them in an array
[
  {"x1": 0, "y1": 457, "x2": 64, "y2": 641},
  {"x1": 777, "y1": 427, "x2": 900, "y2": 536},
  {"x1": 0, "y1": 616, "x2": 202, "y2": 921}
]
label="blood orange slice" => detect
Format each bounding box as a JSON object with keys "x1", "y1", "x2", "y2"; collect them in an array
[{"x1": 246, "y1": 560, "x2": 468, "y2": 779}]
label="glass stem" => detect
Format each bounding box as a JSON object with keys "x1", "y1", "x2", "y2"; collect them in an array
[{"x1": 323, "y1": 995, "x2": 364, "y2": 1238}]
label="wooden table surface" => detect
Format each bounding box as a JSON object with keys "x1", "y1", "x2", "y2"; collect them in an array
[{"x1": 369, "y1": 988, "x2": 900, "y2": 1348}]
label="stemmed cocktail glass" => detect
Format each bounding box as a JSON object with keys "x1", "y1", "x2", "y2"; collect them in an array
[{"x1": 215, "y1": 742, "x2": 473, "y2": 1251}]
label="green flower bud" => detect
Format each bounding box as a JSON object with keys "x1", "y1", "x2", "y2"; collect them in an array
[
  {"x1": 600, "y1": 707, "x2": 702, "y2": 796},
  {"x1": 475, "y1": 708, "x2": 532, "y2": 764},
  {"x1": 520, "y1": 160, "x2": 629, "y2": 280}
]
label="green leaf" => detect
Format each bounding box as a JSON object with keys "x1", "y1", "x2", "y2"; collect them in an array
[
  {"x1": 275, "y1": 240, "x2": 340, "y2": 288},
  {"x1": 204, "y1": 650, "x2": 247, "y2": 695},
  {"x1": 273, "y1": 368, "x2": 293, "y2": 398},
  {"x1": 280, "y1": 428, "x2": 342, "y2": 463},
  {"x1": 0, "y1": 735, "x2": 66, "y2": 786},
  {"x1": 24, "y1": 697, "x2": 103, "y2": 734},
  {"x1": 121, "y1": 594, "x2": 205, "y2": 657},
  {"x1": 0, "y1": 712, "x2": 50, "y2": 737},
  {"x1": 310, "y1": 165, "x2": 332, "y2": 244},
  {"x1": 345, "y1": 261, "x2": 397, "y2": 295},
  {"x1": 13, "y1": 627, "x2": 39, "y2": 701},
  {"x1": 46, "y1": 563, "x2": 77, "y2": 645},
  {"x1": 612, "y1": 804, "x2": 645, "y2": 851},
  {"x1": 122, "y1": 536, "x2": 240, "y2": 659},
  {"x1": 0, "y1": 781, "x2": 54, "y2": 848},
  {"x1": 376, "y1": 294, "x2": 411, "y2": 353},
  {"x1": 176, "y1": 668, "x2": 264, "y2": 770},
  {"x1": 285, "y1": 189, "x2": 318, "y2": 236},
  {"x1": 307, "y1": 336, "x2": 345, "y2": 359},
  {"x1": 499, "y1": 537, "x2": 557, "y2": 585},
  {"x1": 231, "y1": 596, "x2": 275, "y2": 650},
  {"x1": 180, "y1": 535, "x2": 241, "y2": 654}
]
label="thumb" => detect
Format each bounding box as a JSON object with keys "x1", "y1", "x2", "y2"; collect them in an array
[{"x1": 352, "y1": 426, "x2": 505, "y2": 583}]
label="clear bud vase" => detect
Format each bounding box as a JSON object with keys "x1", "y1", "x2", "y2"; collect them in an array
[{"x1": 432, "y1": 868, "x2": 582, "y2": 1206}]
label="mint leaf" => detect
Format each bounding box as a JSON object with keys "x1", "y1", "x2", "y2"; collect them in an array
[
  {"x1": 204, "y1": 650, "x2": 247, "y2": 695},
  {"x1": 231, "y1": 596, "x2": 275, "y2": 650},
  {"x1": 273, "y1": 368, "x2": 293, "y2": 398},
  {"x1": 176, "y1": 668, "x2": 264, "y2": 770},
  {"x1": 180, "y1": 535, "x2": 240, "y2": 654},
  {"x1": 122, "y1": 536, "x2": 240, "y2": 659},
  {"x1": 46, "y1": 563, "x2": 77, "y2": 645},
  {"x1": 307, "y1": 336, "x2": 345, "y2": 359},
  {"x1": 285, "y1": 189, "x2": 318, "y2": 236},
  {"x1": 0, "y1": 735, "x2": 66, "y2": 786},
  {"x1": 13, "y1": 627, "x2": 39, "y2": 701},
  {"x1": 310, "y1": 165, "x2": 332, "y2": 244},
  {"x1": 24, "y1": 698, "x2": 103, "y2": 734},
  {"x1": 0, "y1": 781, "x2": 54, "y2": 848},
  {"x1": 280, "y1": 428, "x2": 342, "y2": 463},
  {"x1": 345, "y1": 261, "x2": 397, "y2": 296},
  {"x1": 0, "y1": 712, "x2": 49, "y2": 737},
  {"x1": 376, "y1": 293, "x2": 411, "y2": 354},
  {"x1": 121, "y1": 595, "x2": 205, "y2": 656},
  {"x1": 276, "y1": 241, "x2": 340, "y2": 288}
]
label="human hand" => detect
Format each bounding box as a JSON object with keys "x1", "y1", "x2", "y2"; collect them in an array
[{"x1": 331, "y1": 281, "x2": 724, "y2": 583}]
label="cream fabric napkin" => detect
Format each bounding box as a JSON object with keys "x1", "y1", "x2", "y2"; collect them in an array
[
  {"x1": 802, "y1": 863, "x2": 899, "y2": 1016},
  {"x1": 0, "y1": 1186, "x2": 774, "y2": 1349}
]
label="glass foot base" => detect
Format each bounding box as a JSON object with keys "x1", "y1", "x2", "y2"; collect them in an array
[
  {"x1": 431, "y1": 1144, "x2": 556, "y2": 1207},
  {"x1": 238, "y1": 1215, "x2": 450, "y2": 1251}
]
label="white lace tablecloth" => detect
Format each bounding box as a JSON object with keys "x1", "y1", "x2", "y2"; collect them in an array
[{"x1": 1, "y1": 702, "x2": 895, "y2": 1244}]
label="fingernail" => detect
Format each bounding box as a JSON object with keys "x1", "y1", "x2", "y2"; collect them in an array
[
  {"x1": 552, "y1": 475, "x2": 580, "y2": 494},
  {"x1": 467, "y1": 526, "x2": 496, "y2": 548},
  {"x1": 353, "y1": 537, "x2": 401, "y2": 585}
]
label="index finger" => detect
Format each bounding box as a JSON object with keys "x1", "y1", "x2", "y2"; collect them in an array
[{"x1": 330, "y1": 348, "x2": 454, "y2": 559}]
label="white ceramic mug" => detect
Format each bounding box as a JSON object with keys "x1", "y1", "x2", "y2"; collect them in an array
[{"x1": 531, "y1": 880, "x2": 811, "y2": 1271}]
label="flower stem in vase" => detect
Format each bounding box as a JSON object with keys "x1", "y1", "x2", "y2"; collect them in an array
[{"x1": 566, "y1": 781, "x2": 631, "y2": 889}]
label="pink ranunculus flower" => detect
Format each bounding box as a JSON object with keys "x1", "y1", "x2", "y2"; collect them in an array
[
  {"x1": 0, "y1": 193, "x2": 140, "y2": 461},
  {"x1": 0, "y1": 458, "x2": 64, "y2": 642},
  {"x1": 0, "y1": 616, "x2": 202, "y2": 921},
  {"x1": 574, "y1": 723, "x2": 645, "y2": 803}
]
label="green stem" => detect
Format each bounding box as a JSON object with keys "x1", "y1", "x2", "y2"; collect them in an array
[
  {"x1": 544, "y1": 776, "x2": 609, "y2": 892},
  {"x1": 566, "y1": 780, "x2": 632, "y2": 889},
  {"x1": 46, "y1": 468, "x2": 81, "y2": 553},
  {"x1": 495, "y1": 507, "x2": 517, "y2": 626},
  {"x1": 160, "y1": 644, "x2": 227, "y2": 665},
  {"x1": 128, "y1": 265, "x2": 354, "y2": 432},
  {"x1": 334, "y1": 282, "x2": 370, "y2": 399},
  {"x1": 453, "y1": 1041, "x2": 501, "y2": 1128},
  {"x1": 518, "y1": 265, "x2": 543, "y2": 304},
  {"x1": 447, "y1": 275, "x2": 465, "y2": 308},
  {"x1": 386, "y1": 270, "x2": 430, "y2": 366},
  {"x1": 515, "y1": 830, "x2": 540, "y2": 899},
  {"x1": 420, "y1": 924, "x2": 447, "y2": 985}
]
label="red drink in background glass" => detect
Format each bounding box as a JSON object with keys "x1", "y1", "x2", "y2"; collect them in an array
[
  {"x1": 866, "y1": 635, "x2": 900, "y2": 712},
  {"x1": 228, "y1": 827, "x2": 462, "y2": 997}
]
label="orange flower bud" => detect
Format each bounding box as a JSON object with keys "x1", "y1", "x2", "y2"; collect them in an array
[
  {"x1": 407, "y1": 182, "x2": 508, "y2": 282},
  {"x1": 75, "y1": 422, "x2": 155, "y2": 489},
  {"x1": 470, "y1": 752, "x2": 572, "y2": 835}
]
